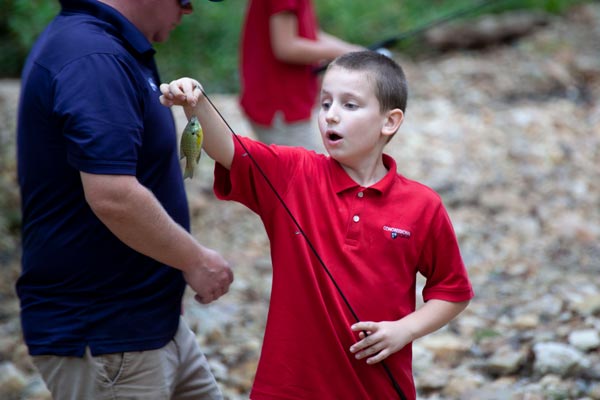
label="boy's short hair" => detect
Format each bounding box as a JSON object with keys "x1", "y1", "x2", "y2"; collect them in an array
[{"x1": 328, "y1": 50, "x2": 408, "y2": 114}]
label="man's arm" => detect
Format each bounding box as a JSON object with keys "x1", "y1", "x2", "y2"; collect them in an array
[
  {"x1": 81, "y1": 172, "x2": 233, "y2": 303},
  {"x1": 160, "y1": 79, "x2": 234, "y2": 170},
  {"x1": 349, "y1": 299, "x2": 470, "y2": 364}
]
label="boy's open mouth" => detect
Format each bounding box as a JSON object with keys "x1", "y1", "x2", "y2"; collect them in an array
[{"x1": 327, "y1": 131, "x2": 342, "y2": 142}]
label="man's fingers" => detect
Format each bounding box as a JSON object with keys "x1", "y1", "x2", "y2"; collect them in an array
[
  {"x1": 194, "y1": 285, "x2": 230, "y2": 305},
  {"x1": 194, "y1": 292, "x2": 217, "y2": 305}
]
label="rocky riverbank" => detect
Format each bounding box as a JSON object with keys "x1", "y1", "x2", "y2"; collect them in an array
[{"x1": 0, "y1": 3, "x2": 599, "y2": 399}]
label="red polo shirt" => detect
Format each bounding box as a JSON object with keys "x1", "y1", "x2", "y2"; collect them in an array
[
  {"x1": 239, "y1": 0, "x2": 319, "y2": 126},
  {"x1": 214, "y1": 137, "x2": 474, "y2": 400}
]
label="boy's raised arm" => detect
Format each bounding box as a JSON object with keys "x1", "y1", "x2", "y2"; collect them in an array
[{"x1": 160, "y1": 78, "x2": 234, "y2": 170}]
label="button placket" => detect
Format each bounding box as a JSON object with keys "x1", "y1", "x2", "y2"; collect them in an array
[
  {"x1": 344, "y1": 189, "x2": 366, "y2": 245},
  {"x1": 353, "y1": 190, "x2": 365, "y2": 223}
]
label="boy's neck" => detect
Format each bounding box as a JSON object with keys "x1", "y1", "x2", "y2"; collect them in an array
[{"x1": 339, "y1": 156, "x2": 389, "y2": 187}]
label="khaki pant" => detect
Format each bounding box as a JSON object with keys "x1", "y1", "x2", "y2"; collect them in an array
[
  {"x1": 32, "y1": 317, "x2": 222, "y2": 400},
  {"x1": 251, "y1": 111, "x2": 324, "y2": 152}
]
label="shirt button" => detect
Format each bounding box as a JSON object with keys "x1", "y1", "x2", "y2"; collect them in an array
[
  {"x1": 357, "y1": 191, "x2": 364, "y2": 198},
  {"x1": 353, "y1": 215, "x2": 360, "y2": 223}
]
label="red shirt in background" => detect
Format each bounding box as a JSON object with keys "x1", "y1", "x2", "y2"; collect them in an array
[{"x1": 240, "y1": 0, "x2": 319, "y2": 126}]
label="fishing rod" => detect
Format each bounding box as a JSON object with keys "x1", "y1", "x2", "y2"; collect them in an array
[
  {"x1": 314, "y1": 0, "x2": 507, "y2": 74},
  {"x1": 369, "y1": 0, "x2": 506, "y2": 50},
  {"x1": 198, "y1": 88, "x2": 407, "y2": 400}
]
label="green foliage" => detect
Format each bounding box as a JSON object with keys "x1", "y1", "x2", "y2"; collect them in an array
[
  {"x1": 0, "y1": 0, "x2": 59, "y2": 77},
  {"x1": 155, "y1": 1, "x2": 245, "y2": 93},
  {"x1": 316, "y1": 0, "x2": 473, "y2": 45},
  {"x1": 316, "y1": 0, "x2": 587, "y2": 54},
  {"x1": 0, "y1": 0, "x2": 591, "y2": 90}
]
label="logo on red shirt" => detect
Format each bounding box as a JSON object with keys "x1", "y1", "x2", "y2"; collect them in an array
[{"x1": 383, "y1": 225, "x2": 411, "y2": 239}]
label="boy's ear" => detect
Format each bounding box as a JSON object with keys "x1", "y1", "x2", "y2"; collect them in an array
[{"x1": 382, "y1": 108, "x2": 404, "y2": 137}]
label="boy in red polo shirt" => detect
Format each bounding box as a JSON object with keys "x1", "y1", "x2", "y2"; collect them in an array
[{"x1": 161, "y1": 51, "x2": 474, "y2": 400}]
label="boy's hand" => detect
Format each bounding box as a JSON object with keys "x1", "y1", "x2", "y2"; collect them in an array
[
  {"x1": 349, "y1": 320, "x2": 413, "y2": 364},
  {"x1": 160, "y1": 78, "x2": 203, "y2": 109},
  {"x1": 160, "y1": 76, "x2": 235, "y2": 170},
  {"x1": 349, "y1": 299, "x2": 470, "y2": 364}
]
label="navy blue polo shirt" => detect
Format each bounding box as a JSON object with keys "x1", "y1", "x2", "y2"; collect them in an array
[{"x1": 16, "y1": 0, "x2": 188, "y2": 356}]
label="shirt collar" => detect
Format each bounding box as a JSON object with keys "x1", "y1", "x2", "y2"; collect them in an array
[
  {"x1": 330, "y1": 154, "x2": 398, "y2": 195},
  {"x1": 59, "y1": 0, "x2": 155, "y2": 57}
]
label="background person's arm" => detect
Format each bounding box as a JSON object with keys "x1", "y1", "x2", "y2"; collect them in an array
[{"x1": 270, "y1": 11, "x2": 364, "y2": 64}]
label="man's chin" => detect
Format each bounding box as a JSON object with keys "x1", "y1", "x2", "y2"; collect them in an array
[{"x1": 152, "y1": 32, "x2": 171, "y2": 43}]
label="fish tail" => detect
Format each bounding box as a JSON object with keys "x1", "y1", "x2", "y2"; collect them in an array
[{"x1": 183, "y1": 159, "x2": 194, "y2": 179}]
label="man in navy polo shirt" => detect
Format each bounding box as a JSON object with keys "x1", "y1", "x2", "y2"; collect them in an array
[{"x1": 16, "y1": 0, "x2": 232, "y2": 398}]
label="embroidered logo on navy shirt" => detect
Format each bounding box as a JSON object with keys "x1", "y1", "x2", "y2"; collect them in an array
[
  {"x1": 147, "y1": 77, "x2": 158, "y2": 91},
  {"x1": 383, "y1": 225, "x2": 411, "y2": 239}
]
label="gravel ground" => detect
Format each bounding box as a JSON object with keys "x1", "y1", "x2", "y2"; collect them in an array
[{"x1": 0, "y1": 3, "x2": 599, "y2": 399}]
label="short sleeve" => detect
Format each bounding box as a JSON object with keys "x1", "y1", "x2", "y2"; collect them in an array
[
  {"x1": 419, "y1": 203, "x2": 474, "y2": 302},
  {"x1": 54, "y1": 53, "x2": 144, "y2": 175}
]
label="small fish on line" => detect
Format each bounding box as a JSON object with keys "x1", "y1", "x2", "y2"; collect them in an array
[{"x1": 180, "y1": 116, "x2": 203, "y2": 179}]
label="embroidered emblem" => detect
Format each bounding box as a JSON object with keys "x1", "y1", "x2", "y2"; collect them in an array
[
  {"x1": 147, "y1": 77, "x2": 158, "y2": 91},
  {"x1": 383, "y1": 225, "x2": 411, "y2": 239}
]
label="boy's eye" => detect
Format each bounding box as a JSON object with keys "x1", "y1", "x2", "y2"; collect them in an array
[
  {"x1": 321, "y1": 101, "x2": 331, "y2": 110},
  {"x1": 345, "y1": 103, "x2": 358, "y2": 110}
]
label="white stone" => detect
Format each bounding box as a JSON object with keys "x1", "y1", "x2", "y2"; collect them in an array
[{"x1": 568, "y1": 329, "x2": 600, "y2": 351}]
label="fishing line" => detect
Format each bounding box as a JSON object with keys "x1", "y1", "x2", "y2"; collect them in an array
[
  {"x1": 368, "y1": 0, "x2": 507, "y2": 50},
  {"x1": 199, "y1": 88, "x2": 407, "y2": 400}
]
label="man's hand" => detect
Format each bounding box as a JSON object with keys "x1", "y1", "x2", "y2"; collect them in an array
[{"x1": 184, "y1": 246, "x2": 234, "y2": 304}]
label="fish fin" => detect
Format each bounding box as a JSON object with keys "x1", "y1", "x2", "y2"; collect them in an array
[{"x1": 183, "y1": 159, "x2": 195, "y2": 180}]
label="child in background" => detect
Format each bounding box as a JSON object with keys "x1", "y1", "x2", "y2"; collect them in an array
[
  {"x1": 239, "y1": 0, "x2": 364, "y2": 150},
  {"x1": 161, "y1": 50, "x2": 474, "y2": 400}
]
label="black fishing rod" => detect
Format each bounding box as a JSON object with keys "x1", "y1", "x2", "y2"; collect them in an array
[
  {"x1": 314, "y1": 0, "x2": 507, "y2": 74},
  {"x1": 370, "y1": 0, "x2": 505, "y2": 49},
  {"x1": 198, "y1": 88, "x2": 408, "y2": 400}
]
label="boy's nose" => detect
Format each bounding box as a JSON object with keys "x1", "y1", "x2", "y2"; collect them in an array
[{"x1": 325, "y1": 108, "x2": 340, "y2": 123}]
